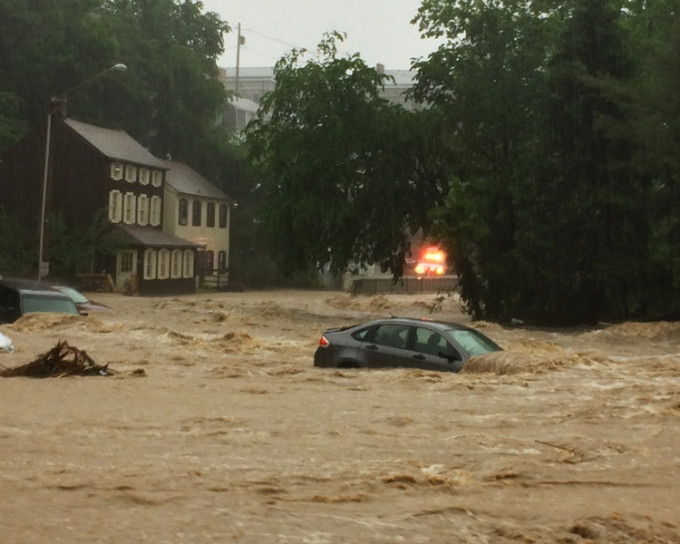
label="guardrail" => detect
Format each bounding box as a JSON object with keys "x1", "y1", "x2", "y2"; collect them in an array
[{"x1": 350, "y1": 275, "x2": 458, "y2": 295}]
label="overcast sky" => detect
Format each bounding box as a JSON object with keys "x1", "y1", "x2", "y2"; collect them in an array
[{"x1": 200, "y1": 0, "x2": 442, "y2": 70}]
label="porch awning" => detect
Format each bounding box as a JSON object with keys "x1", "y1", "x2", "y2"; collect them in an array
[{"x1": 109, "y1": 224, "x2": 204, "y2": 249}]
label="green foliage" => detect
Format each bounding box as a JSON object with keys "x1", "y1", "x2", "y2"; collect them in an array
[
  {"x1": 414, "y1": 0, "x2": 680, "y2": 324},
  {"x1": 0, "y1": 206, "x2": 34, "y2": 277},
  {"x1": 0, "y1": 0, "x2": 120, "y2": 131},
  {"x1": 45, "y1": 209, "x2": 122, "y2": 280},
  {"x1": 413, "y1": 0, "x2": 561, "y2": 322},
  {"x1": 0, "y1": 92, "x2": 28, "y2": 151},
  {"x1": 0, "y1": 0, "x2": 230, "y2": 170},
  {"x1": 101, "y1": 0, "x2": 230, "y2": 166},
  {"x1": 246, "y1": 33, "x2": 420, "y2": 276}
]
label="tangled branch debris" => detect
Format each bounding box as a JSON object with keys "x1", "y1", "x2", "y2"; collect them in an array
[{"x1": 0, "y1": 340, "x2": 114, "y2": 378}]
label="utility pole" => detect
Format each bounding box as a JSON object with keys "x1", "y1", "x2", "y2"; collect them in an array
[
  {"x1": 235, "y1": 23, "x2": 244, "y2": 96},
  {"x1": 38, "y1": 63, "x2": 127, "y2": 281}
]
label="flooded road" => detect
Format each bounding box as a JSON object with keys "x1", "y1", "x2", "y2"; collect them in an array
[{"x1": 1, "y1": 290, "x2": 678, "y2": 543}]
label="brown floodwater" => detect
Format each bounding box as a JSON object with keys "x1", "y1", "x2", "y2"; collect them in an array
[{"x1": 1, "y1": 290, "x2": 678, "y2": 543}]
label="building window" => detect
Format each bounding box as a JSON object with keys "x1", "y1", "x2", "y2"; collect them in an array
[
  {"x1": 139, "y1": 168, "x2": 150, "y2": 185},
  {"x1": 123, "y1": 192, "x2": 136, "y2": 224},
  {"x1": 158, "y1": 249, "x2": 169, "y2": 279},
  {"x1": 218, "y1": 250, "x2": 227, "y2": 273},
  {"x1": 110, "y1": 162, "x2": 123, "y2": 180},
  {"x1": 171, "y1": 249, "x2": 182, "y2": 278},
  {"x1": 125, "y1": 165, "x2": 137, "y2": 182},
  {"x1": 178, "y1": 198, "x2": 188, "y2": 226},
  {"x1": 144, "y1": 249, "x2": 157, "y2": 279},
  {"x1": 206, "y1": 202, "x2": 215, "y2": 228},
  {"x1": 192, "y1": 200, "x2": 202, "y2": 226},
  {"x1": 108, "y1": 190, "x2": 122, "y2": 223},
  {"x1": 219, "y1": 203, "x2": 228, "y2": 228},
  {"x1": 120, "y1": 251, "x2": 134, "y2": 273},
  {"x1": 183, "y1": 249, "x2": 194, "y2": 278},
  {"x1": 150, "y1": 196, "x2": 162, "y2": 226},
  {"x1": 137, "y1": 194, "x2": 149, "y2": 225},
  {"x1": 152, "y1": 170, "x2": 163, "y2": 187},
  {"x1": 205, "y1": 250, "x2": 215, "y2": 275}
]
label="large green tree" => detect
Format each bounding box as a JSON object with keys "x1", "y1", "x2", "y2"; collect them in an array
[
  {"x1": 101, "y1": 0, "x2": 230, "y2": 167},
  {"x1": 0, "y1": 0, "x2": 230, "y2": 168},
  {"x1": 411, "y1": 0, "x2": 563, "y2": 322},
  {"x1": 0, "y1": 0, "x2": 117, "y2": 131},
  {"x1": 413, "y1": 0, "x2": 680, "y2": 324},
  {"x1": 535, "y1": 0, "x2": 639, "y2": 323},
  {"x1": 246, "y1": 33, "x2": 423, "y2": 277},
  {"x1": 620, "y1": 0, "x2": 680, "y2": 317}
]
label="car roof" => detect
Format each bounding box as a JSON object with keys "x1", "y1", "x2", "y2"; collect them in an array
[
  {"x1": 360, "y1": 317, "x2": 473, "y2": 331},
  {"x1": 0, "y1": 278, "x2": 72, "y2": 297}
]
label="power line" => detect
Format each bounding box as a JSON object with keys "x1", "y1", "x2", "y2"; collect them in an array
[
  {"x1": 224, "y1": 26, "x2": 314, "y2": 67},
  {"x1": 236, "y1": 45, "x2": 284, "y2": 63},
  {"x1": 240, "y1": 27, "x2": 307, "y2": 52}
]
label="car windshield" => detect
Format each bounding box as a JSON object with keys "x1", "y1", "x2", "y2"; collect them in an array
[
  {"x1": 56, "y1": 286, "x2": 89, "y2": 304},
  {"x1": 447, "y1": 329, "x2": 501, "y2": 357},
  {"x1": 23, "y1": 295, "x2": 78, "y2": 315}
]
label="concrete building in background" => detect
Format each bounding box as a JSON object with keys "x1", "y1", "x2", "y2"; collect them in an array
[{"x1": 217, "y1": 64, "x2": 419, "y2": 136}]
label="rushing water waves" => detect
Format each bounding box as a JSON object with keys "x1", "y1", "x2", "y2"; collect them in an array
[{"x1": 1, "y1": 291, "x2": 678, "y2": 543}]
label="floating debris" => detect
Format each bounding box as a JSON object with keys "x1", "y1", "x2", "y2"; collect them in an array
[
  {"x1": 0, "y1": 340, "x2": 113, "y2": 378},
  {"x1": 0, "y1": 331, "x2": 14, "y2": 353}
]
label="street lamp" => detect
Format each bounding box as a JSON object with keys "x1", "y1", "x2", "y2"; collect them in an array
[{"x1": 38, "y1": 63, "x2": 127, "y2": 280}]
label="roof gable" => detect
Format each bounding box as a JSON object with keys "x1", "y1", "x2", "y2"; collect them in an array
[
  {"x1": 162, "y1": 160, "x2": 229, "y2": 201},
  {"x1": 63, "y1": 118, "x2": 167, "y2": 169}
]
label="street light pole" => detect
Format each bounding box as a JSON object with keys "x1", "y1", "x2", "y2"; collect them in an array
[{"x1": 38, "y1": 62, "x2": 127, "y2": 281}]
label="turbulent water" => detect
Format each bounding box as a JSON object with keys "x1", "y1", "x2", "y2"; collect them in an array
[{"x1": 1, "y1": 290, "x2": 678, "y2": 543}]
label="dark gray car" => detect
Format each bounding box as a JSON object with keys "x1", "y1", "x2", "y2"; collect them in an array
[
  {"x1": 0, "y1": 279, "x2": 80, "y2": 323},
  {"x1": 313, "y1": 317, "x2": 502, "y2": 372}
]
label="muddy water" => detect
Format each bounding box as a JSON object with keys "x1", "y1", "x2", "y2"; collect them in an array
[{"x1": 0, "y1": 291, "x2": 678, "y2": 543}]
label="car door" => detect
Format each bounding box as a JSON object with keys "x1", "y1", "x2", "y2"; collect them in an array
[
  {"x1": 409, "y1": 327, "x2": 464, "y2": 372},
  {"x1": 357, "y1": 322, "x2": 413, "y2": 368}
]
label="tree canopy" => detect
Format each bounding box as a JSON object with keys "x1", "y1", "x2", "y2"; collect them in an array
[
  {"x1": 0, "y1": 0, "x2": 230, "y2": 167},
  {"x1": 246, "y1": 33, "x2": 425, "y2": 277},
  {"x1": 408, "y1": 0, "x2": 680, "y2": 325}
]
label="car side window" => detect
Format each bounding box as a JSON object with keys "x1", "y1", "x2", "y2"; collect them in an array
[
  {"x1": 373, "y1": 323, "x2": 409, "y2": 349},
  {"x1": 351, "y1": 326, "x2": 371, "y2": 341},
  {"x1": 413, "y1": 327, "x2": 452, "y2": 357}
]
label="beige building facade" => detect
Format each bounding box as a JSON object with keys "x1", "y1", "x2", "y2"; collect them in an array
[{"x1": 162, "y1": 160, "x2": 231, "y2": 288}]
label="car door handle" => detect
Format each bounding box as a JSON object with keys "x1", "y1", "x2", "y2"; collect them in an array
[
  {"x1": 412, "y1": 354, "x2": 426, "y2": 360},
  {"x1": 366, "y1": 344, "x2": 379, "y2": 351}
]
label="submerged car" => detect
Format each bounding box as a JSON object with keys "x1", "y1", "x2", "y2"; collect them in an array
[
  {"x1": 51, "y1": 285, "x2": 110, "y2": 314},
  {"x1": 314, "y1": 317, "x2": 502, "y2": 373},
  {"x1": 0, "y1": 279, "x2": 79, "y2": 324}
]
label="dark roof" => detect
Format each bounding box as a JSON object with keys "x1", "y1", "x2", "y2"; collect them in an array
[
  {"x1": 63, "y1": 118, "x2": 167, "y2": 169},
  {"x1": 112, "y1": 225, "x2": 203, "y2": 248},
  {"x1": 161, "y1": 160, "x2": 229, "y2": 201}
]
